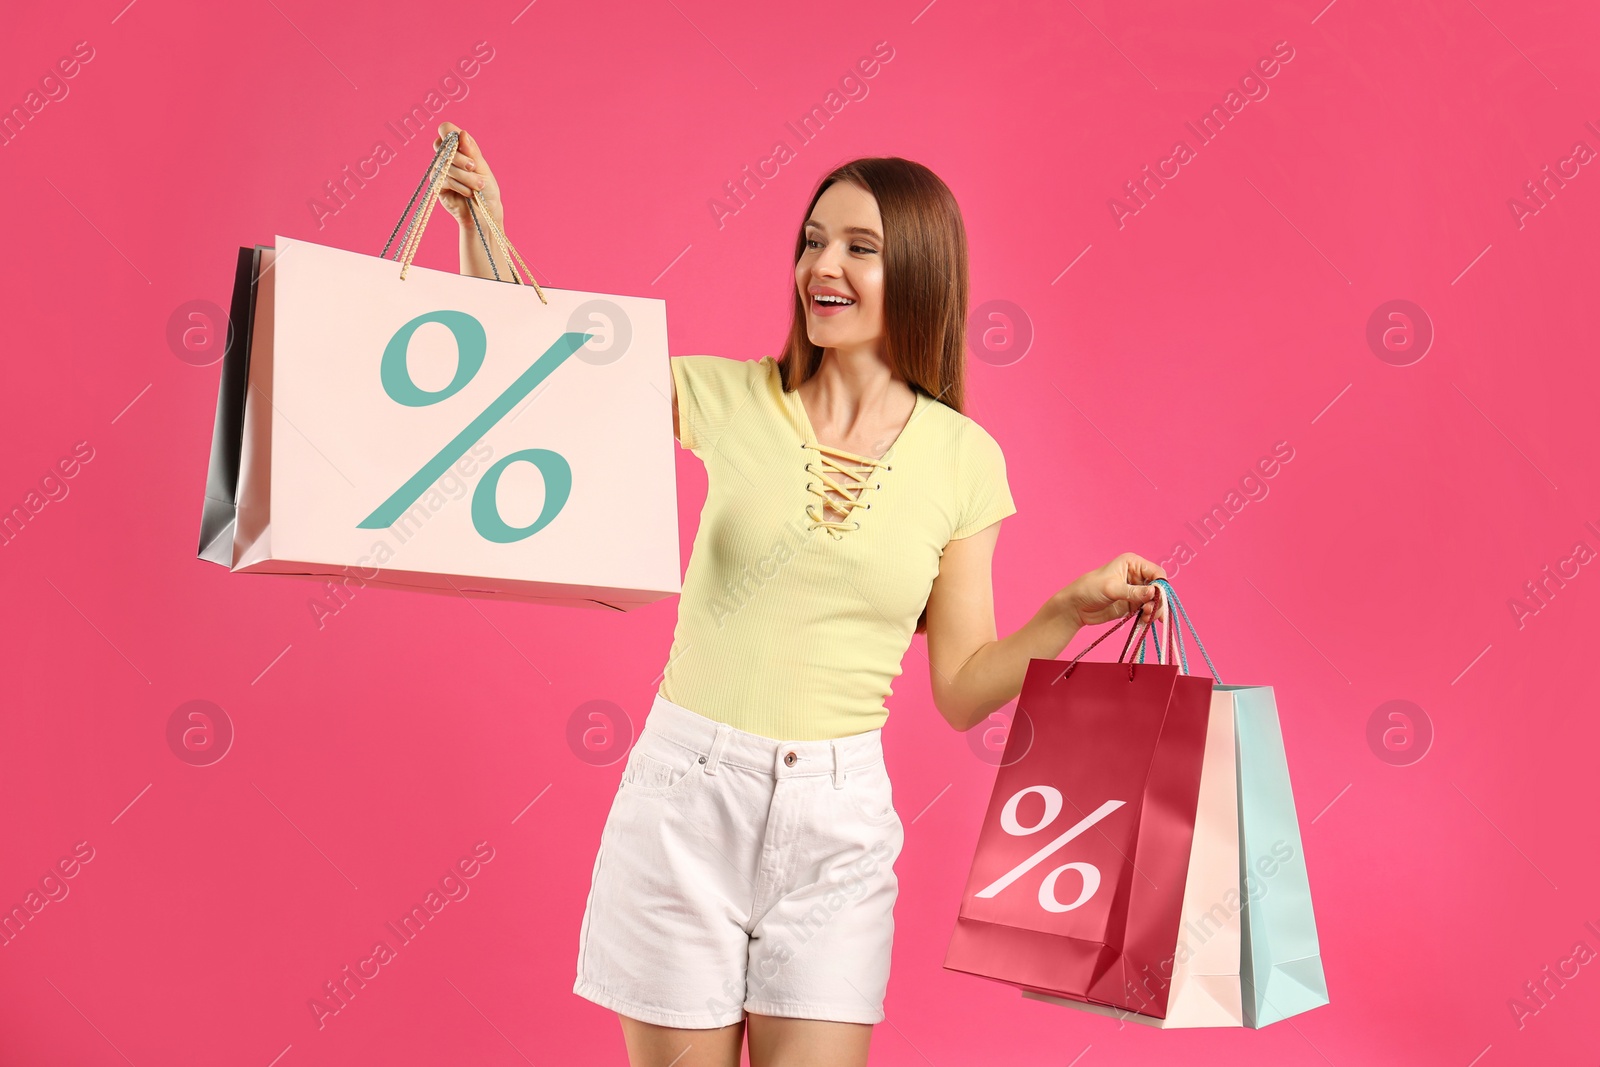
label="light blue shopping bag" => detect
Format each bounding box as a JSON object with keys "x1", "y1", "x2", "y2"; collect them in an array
[{"x1": 1141, "y1": 580, "x2": 1330, "y2": 1028}]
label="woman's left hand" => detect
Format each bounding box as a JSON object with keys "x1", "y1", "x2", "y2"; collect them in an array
[{"x1": 1054, "y1": 552, "x2": 1169, "y2": 628}]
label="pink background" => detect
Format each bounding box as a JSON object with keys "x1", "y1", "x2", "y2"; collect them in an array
[{"x1": 3, "y1": 0, "x2": 1597, "y2": 1064}]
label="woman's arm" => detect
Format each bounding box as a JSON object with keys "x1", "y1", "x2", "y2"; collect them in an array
[
  {"x1": 434, "y1": 121, "x2": 679, "y2": 439},
  {"x1": 924, "y1": 534, "x2": 1168, "y2": 732},
  {"x1": 457, "y1": 213, "x2": 513, "y2": 281}
]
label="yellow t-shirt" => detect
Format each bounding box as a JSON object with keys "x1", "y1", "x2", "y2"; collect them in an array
[{"x1": 658, "y1": 354, "x2": 1016, "y2": 740}]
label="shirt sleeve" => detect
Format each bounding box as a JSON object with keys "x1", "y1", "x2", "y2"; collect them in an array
[
  {"x1": 951, "y1": 422, "x2": 1017, "y2": 539},
  {"x1": 670, "y1": 355, "x2": 763, "y2": 455}
]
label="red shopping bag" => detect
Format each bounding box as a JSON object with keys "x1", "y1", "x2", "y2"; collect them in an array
[{"x1": 943, "y1": 600, "x2": 1216, "y2": 1017}]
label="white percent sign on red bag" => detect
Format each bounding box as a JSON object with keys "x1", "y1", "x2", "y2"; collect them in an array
[{"x1": 973, "y1": 792, "x2": 1126, "y2": 914}]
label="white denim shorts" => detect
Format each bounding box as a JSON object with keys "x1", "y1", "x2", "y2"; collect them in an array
[{"x1": 573, "y1": 693, "x2": 906, "y2": 1028}]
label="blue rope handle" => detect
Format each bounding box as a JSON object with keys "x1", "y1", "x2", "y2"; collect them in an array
[
  {"x1": 1131, "y1": 582, "x2": 1180, "y2": 670},
  {"x1": 1132, "y1": 585, "x2": 1184, "y2": 668},
  {"x1": 1158, "y1": 579, "x2": 1216, "y2": 681},
  {"x1": 1134, "y1": 579, "x2": 1223, "y2": 683},
  {"x1": 1134, "y1": 583, "x2": 1176, "y2": 669},
  {"x1": 1132, "y1": 610, "x2": 1170, "y2": 668}
]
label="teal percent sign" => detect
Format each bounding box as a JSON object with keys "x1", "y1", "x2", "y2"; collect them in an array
[{"x1": 357, "y1": 310, "x2": 592, "y2": 543}]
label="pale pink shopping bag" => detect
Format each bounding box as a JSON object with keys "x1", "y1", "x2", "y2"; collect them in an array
[{"x1": 200, "y1": 135, "x2": 679, "y2": 611}]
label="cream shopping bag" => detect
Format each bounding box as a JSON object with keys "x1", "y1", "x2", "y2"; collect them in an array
[{"x1": 199, "y1": 132, "x2": 679, "y2": 611}]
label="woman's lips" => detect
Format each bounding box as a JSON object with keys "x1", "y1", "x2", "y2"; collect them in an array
[{"x1": 810, "y1": 295, "x2": 855, "y2": 316}]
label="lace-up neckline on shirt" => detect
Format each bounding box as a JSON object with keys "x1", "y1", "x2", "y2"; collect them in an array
[
  {"x1": 789, "y1": 384, "x2": 927, "y2": 540},
  {"x1": 805, "y1": 445, "x2": 890, "y2": 538}
]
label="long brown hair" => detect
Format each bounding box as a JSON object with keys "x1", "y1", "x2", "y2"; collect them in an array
[
  {"x1": 778, "y1": 157, "x2": 972, "y2": 635},
  {"x1": 777, "y1": 157, "x2": 971, "y2": 416}
]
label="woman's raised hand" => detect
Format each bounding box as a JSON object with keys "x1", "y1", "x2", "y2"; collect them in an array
[
  {"x1": 1057, "y1": 552, "x2": 1169, "y2": 628},
  {"x1": 431, "y1": 121, "x2": 504, "y2": 230}
]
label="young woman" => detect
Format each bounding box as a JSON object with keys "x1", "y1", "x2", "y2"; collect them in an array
[{"x1": 433, "y1": 120, "x2": 1168, "y2": 1067}]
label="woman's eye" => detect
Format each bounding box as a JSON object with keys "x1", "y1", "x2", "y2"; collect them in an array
[{"x1": 803, "y1": 237, "x2": 876, "y2": 254}]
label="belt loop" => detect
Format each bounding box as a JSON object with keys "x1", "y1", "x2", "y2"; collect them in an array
[
  {"x1": 704, "y1": 723, "x2": 732, "y2": 775},
  {"x1": 832, "y1": 741, "x2": 846, "y2": 789}
]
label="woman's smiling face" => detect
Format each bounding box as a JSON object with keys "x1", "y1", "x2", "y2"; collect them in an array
[{"x1": 795, "y1": 180, "x2": 885, "y2": 351}]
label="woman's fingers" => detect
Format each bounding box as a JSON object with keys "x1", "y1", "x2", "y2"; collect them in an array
[
  {"x1": 434, "y1": 121, "x2": 480, "y2": 165},
  {"x1": 1105, "y1": 571, "x2": 1155, "y2": 602},
  {"x1": 1123, "y1": 552, "x2": 1166, "y2": 583},
  {"x1": 1066, "y1": 553, "x2": 1172, "y2": 629},
  {"x1": 1117, "y1": 554, "x2": 1167, "y2": 616},
  {"x1": 446, "y1": 163, "x2": 482, "y2": 190},
  {"x1": 1135, "y1": 556, "x2": 1169, "y2": 621},
  {"x1": 452, "y1": 126, "x2": 486, "y2": 167},
  {"x1": 435, "y1": 123, "x2": 484, "y2": 163},
  {"x1": 428, "y1": 120, "x2": 504, "y2": 230},
  {"x1": 1096, "y1": 553, "x2": 1169, "y2": 625}
]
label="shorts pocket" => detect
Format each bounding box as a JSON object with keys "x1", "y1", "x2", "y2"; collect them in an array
[
  {"x1": 844, "y1": 760, "x2": 899, "y2": 825},
  {"x1": 618, "y1": 733, "x2": 704, "y2": 799}
]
